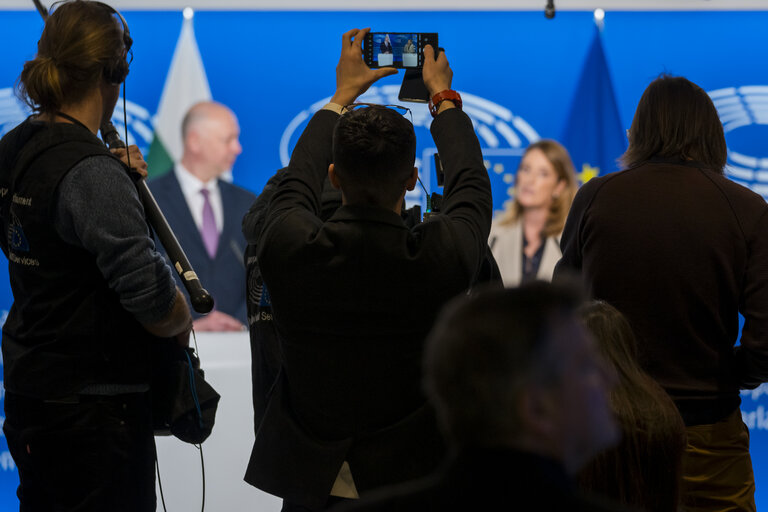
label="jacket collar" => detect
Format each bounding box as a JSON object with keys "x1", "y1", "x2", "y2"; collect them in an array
[{"x1": 328, "y1": 204, "x2": 407, "y2": 229}]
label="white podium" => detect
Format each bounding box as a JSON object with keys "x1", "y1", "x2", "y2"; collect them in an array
[
  {"x1": 154, "y1": 332, "x2": 281, "y2": 512},
  {"x1": 377, "y1": 53, "x2": 393, "y2": 66},
  {"x1": 402, "y1": 52, "x2": 418, "y2": 68}
]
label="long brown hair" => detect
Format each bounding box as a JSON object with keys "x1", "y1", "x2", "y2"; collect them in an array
[
  {"x1": 620, "y1": 75, "x2": 726, "y2": 173},
  {"x1": 498, "y1": 139, "x2": 578, "y2": 237},
  {"x1": 17, "y1": 0, "x2": 129, "y2": 115},
  {"x1": 578, "y1": 301, "x2": 686, "y2": 512}
]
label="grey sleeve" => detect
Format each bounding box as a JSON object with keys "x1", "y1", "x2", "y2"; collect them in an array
[{"x1": 55, "y1": 156, "x2": 177, "y2": 324}]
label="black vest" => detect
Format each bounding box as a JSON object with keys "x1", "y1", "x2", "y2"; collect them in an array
[{"x1": 0, "y1": 120, "x2": 160, "y2": 399}]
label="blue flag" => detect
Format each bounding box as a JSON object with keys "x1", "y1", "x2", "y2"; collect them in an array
[{"x1": 561, "y1": 26, "x2": 626, "y2": 184}]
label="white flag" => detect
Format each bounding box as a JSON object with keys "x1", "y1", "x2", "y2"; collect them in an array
[{"x1": 146, "y1": 13, "x2": 211, "y2": 176}]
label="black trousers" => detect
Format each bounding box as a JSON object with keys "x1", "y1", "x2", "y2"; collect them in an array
[{"x1": 3, "y1": 391, "x2": 156, "y2": 512}]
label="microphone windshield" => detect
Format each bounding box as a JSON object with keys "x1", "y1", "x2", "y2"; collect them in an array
[{"x1": 545, "y1": 0, "x2": 555, "y2": 19}]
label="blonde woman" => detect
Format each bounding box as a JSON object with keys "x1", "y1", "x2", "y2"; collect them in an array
[{"x1": 488, "y1": 140, "x2": 577, "y2": 286}]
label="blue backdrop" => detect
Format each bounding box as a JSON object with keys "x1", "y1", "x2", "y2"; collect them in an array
[{"x1": 1, "y1": 8, "x2": 768, "y2": 509}]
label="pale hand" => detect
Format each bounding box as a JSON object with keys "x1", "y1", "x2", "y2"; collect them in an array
[
  {"x1": 111, "y1": 145, "x2": 149, "y2": 178},
  {"x1": 422, "y1": 45, "x2": 453, "y2": 98},
  {"x1": 193, "y1": 310, "x2": 246, "y2": 332},
  {"x1": 330, "y1": 28, "x2": 398, "y2": 107}
]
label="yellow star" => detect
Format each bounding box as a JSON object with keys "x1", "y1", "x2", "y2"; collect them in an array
[{"x1": 578, "y1": 163, "x2": 599, "y2": 184}]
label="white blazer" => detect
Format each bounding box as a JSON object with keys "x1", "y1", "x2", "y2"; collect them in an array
[{"x1": 488, "y1": 219, "x2": 562, "y2": 287}]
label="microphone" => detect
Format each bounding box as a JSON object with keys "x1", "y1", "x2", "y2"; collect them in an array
[
  {"x1": 545, "y1": 0, "x2": 555, "y2": 19},
  {"x1": 101, "y1": 122, "x2": 215, "y2": 314}
]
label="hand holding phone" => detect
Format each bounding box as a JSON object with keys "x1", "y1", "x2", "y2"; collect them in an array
[
  {"x1": 331, "y1": 28, "x2": 398, "y2": 106},
  {"x1": 422, "y1": 44, "x2": 452, "y2": 97},
  {"x1": 399, "y1": 45, "x2": 449, "y2": 104}
]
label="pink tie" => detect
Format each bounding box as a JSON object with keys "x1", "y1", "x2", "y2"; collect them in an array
[{"x1": 200, "y1": 188, "x2": 218, "y2": 258}]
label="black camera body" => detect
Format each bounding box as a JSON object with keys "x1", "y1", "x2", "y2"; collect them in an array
[{"x1": 401, "y1": 153, "x2": 445, "y2": 226}]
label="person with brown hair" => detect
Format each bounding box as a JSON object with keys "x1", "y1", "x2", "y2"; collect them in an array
[
  {"x1": 0, "y1": 1, "x2": 191, "y2": 510},
  {"x1": 488, "y1": 140, "x2": 577, "y2": 286},
  {"x1": 555, "y1": 74, "x2": 768, "y2": 512},
  {"x1": 578, "y1": 300, "x2": 686, "y2": 512}
]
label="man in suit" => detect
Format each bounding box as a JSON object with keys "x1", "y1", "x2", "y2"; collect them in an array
[
  {"x1": 243, "y1": 28, "x2": 492, "y2": 511},
  {"x1": 380, "y1": 34, "x2": 393, "y2": 54},
  {"x1": 336, "y1": 282, "x2": 622, "y2": 512},
  {"x1": 149, "y1": 101, "x2": 256, "y2": 331}
]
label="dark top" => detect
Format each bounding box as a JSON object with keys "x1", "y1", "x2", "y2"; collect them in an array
[
  {"x1": 521, "y1": 232, "x2": 547, "y2": 283},
  {"x1": 0, "y1": 118, "x2": 175, "y2": 399},
  {"x1": 334, "y1": 447, "x2": 633, "y2": 512},
  {"x1": 244, "y1": 107, "x2": 491, "y2": 507},
  {"x1": 554, "y1": 160, "x2": 768, "y2": 425},
  {"x1": 242, "y1": 169, "x2": 343, "y2": 434}
]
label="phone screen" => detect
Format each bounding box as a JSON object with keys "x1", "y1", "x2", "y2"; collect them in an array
[{"x1": 363, "y1": 32, "x2": 438, "y2": 69}]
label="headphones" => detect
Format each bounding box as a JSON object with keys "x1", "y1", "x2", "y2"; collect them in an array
[{"x1": 91, "y1": 1, "x2": 133, "y2": 84}]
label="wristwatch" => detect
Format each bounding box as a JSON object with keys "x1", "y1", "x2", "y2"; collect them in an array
[{"x1": 429, "y1": 90, "x2": 462, "y2": 118}]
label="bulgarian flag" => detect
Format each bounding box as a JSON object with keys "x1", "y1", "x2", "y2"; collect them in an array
[{"x1": 146, "y1": 10, "x2": 212, "y2": 177}]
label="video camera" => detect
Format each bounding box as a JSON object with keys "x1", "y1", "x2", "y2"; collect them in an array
[{"x1": 401, "y1": 153, "x2": 445, "y2": 226}]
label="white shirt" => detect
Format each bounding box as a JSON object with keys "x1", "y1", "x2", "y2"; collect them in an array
[{"x1": 174, "y1": 164, "x2": 224, "y2": 234}]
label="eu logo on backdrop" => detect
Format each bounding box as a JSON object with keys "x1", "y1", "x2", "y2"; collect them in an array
[
  {"x1": 710, "y1": 86, "x2": 768, "y2": 201},
  {"x1": 278, "y1": 86, "x2": 542, "y2": 215},
  {"x1": 0, "y1": 88, "x2": 154, "y2": 155}
]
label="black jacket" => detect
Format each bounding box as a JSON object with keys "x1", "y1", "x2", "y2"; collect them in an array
[{"x1": 244, "y1": 107, "x2": 492, "y2": 508}]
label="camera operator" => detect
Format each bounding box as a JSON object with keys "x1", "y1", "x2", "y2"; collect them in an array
[
  {"x1": 0, "y1": 2, "x2": 192, "y2": 510},
  {"x1": 243, "y1": 28, "x2": 492, "y2": 511}
]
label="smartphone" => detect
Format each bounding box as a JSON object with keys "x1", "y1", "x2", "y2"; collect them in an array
[
  {"x1": 399, "y1": 68, "x2": 431, "y2": 103},
  {"x1": 363, "y1": 32, "x2": 438, "y2": 69}
]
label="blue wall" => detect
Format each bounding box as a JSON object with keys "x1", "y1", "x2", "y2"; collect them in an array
[{"x1": 1, "y1": 9, "x2": 768, "y2": 508}]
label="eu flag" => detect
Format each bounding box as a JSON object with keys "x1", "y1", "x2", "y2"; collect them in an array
[{"x1": 561, "y1": 26, "x2": 626, "y2": 184}]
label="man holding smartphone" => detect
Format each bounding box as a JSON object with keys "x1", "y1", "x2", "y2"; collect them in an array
[{"x1": 243, "y1": 28, "x2": 491, "y2": 511}]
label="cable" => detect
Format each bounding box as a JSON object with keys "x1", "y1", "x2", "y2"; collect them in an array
[
  {"x1": 122, "y1": 80, "x2": 131, "y2": 170},
  {"x1": 187, "y1": 330, "x2": 206, "y2": 511},
  {"x1": 118, "y1": 42, "x2": 207, "y2": 512},
  {"x1": 185, "y1": 349, "x2": 204, "y2": 429},
  {"x1": 197, "y1": 443, "x2": 206, "y2": 512},
  {"x1": 416, "y1": 176, "x2": 431, "y2": 211},
  {"x1": 155, "y1": 440, "x2": 168, "y2": 512}
]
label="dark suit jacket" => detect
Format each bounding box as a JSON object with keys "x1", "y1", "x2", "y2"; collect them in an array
[
  {"x1": 333, "y1": 448, "x2": 634, "y2": 512},
  {"x1": 148, "y1": 170, "x2": 256, "y2": 323},
  {"x1": 244, "y1": 108, "x2": 492, "y2": 508}
]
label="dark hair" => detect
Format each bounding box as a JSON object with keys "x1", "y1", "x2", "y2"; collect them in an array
[
  {"x1": 577, "y1": 301, "x2": 686, "y2": 512},
  {"x1": 620, "y1": 75, "x2": 726, "y2": 173},
  {"x1": 423, "y1": 281, "x2": 582, "y2": 447},
  {"x1": 17, "y1": 0, "x2": 130, "y2": 114},
  {"x1": 498, "y1": 139, "x2": 578, "y2": 237},
  {"x1": 332, "y1": 106, "x2": 416, "y2": 208}
]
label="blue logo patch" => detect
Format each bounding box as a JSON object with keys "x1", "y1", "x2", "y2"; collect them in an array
[{"x1": 8, "y1": 212, "x2": 29, "y2": 252}]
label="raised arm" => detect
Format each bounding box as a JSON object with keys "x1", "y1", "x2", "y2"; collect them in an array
[
  {"x1": 261, "y1": 29, "x2": 396, "y2": 223},
  {"x1": 422, "y1": 44, "x2": 492, "y2": 276}
]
